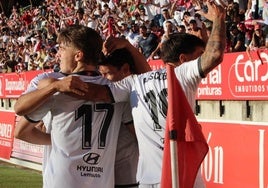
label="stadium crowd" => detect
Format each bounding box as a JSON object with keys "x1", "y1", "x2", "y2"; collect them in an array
[{"x1": 0, "y1": 0, "x2": 267, "y2": 73}]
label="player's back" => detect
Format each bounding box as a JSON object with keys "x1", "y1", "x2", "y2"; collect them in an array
[{"x1": 27, "y1": 75, "x2": 131, "y2": 188}]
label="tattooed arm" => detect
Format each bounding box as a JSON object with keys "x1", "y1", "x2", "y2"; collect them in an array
[{"x1": 197, "y1": 1, "x2": 226, "y2": 76}]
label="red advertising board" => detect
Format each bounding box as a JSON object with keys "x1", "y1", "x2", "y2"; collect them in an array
[
  {"x1": 148, "y1": 50, "x2": 268, "y2": 100},
  {"x1": 0, "y1": 112, "x2": 44, "y2": 163},
  {"x1": 0, "y1": 111, "x2": 16, "y2": 159},
  {"x1": 198, "y1": 50, "x2": 268, "y2": 100},
  {"x1": 200, "y1": 121, "x2": 268, "y2": 188},
  {"x1": 0, "y1": 51, "x2": 268, "y2": 100},
  {"x1": 2, "y1": 70, "x2": 43, "y2": 98}
]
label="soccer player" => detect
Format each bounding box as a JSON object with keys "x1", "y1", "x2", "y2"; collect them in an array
[
  {"x1": 14, "y1": 25, "x2": 132, "y2": 188},
  {"x1": 74, "y1": 2, "x2": 226, "y2": 188},
  {"x1": 98, "y1": 48, "x2": 139, "y2": 188}
]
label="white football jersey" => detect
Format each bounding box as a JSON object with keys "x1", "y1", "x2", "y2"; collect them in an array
[
  {"x1": 108, "y1": 59, "x2": 202, "y2": 184},
  {"x1": 24, "y1": 72, "x2": 67, "y2": 186},
  {"x1": 24, "y1": 72, "x2": 66, "y2": 93},
  {"x1": 25, "y1": 74, "x2": 132, "y2": 188}
]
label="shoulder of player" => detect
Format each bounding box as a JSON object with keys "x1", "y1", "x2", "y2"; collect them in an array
[{"x1": 36, "y1": 71, "x2": 65, "y2": 80}]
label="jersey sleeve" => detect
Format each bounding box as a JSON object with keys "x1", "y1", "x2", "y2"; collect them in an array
[
  {"x1": 175, "y1": 58, "x2": 202, "y2": 91},
  {"x1": 24, "y1": 94, "x2": 54, "y2": 122},
  {"x1": 108, "y1": 75, "x2": 134, "y2": 103},
  {"x1": 175, "y1": 58, "x2": 202, "y2": 109},
  {"x1": 24, "y1": 72, "x2": 65, "y2": 94},
  {"x1": 24, "y1": 73, "x2": 50, "y2": 94}
]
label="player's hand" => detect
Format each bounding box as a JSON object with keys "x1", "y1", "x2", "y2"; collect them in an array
[
  {"x1": 196, "y1": 0, "x2": 226, "y2": 22},
  {"x1": 53, "y1": 76, "x2": 88, "y2": 96},
  {"x1": 103, "y1": 36, "x2": 130, "y2": 56}
]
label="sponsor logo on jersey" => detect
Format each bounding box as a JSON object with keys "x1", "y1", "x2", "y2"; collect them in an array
[
  {"x1": 83, "y1": 152, "x2": 101, "y2": 165},
  {"x1": 78, "y1": 153, "x2": 104, "y2": 178}
]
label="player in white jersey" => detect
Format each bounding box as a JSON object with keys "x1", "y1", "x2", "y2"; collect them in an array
[
  {"x1": 15, "y1": 26, "x2": 149, "y2": 188},
  {"x1": 98, "y1": 48, "x2": 139, "y2": 188},
  {"x1": 77, "y1": 2, "x2": 226, "y2": 187},
  {"x1": 107, "y1": 60, "x2": 202, "y2": 186},
  {"x1": 26, "y1": 74, "x2": 132, "y2": 188},
  {"x1": 14, "y1": 25, "x2": 132, "y2": 188}
]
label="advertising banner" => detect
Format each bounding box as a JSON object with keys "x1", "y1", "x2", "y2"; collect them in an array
[
  {"x1": 2, "y1": 70, "x2": 43, "y2": 98},
  {"x1": 148, "y1": 50, "x2": 268, "y2": 100},
  {"x1": 0, "y1": 111, "x2": 16, "y2": 159},
  {"x1": 0, "y1": 50, "x2": 267, "y2": 100},
  {"x1": 197, "y1": 50, "x2": 268, "y2": 100},
  {"x1": 3, "y1": 73, "x2": 27, "y2": 98},
  {"x1": 201, "y1": 121, "x2": 268, "y2": 188}
]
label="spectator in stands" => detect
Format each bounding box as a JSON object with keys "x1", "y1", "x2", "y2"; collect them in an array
[
  {"x1": 177, "y1": 24, "x2": 186, "y2": 33},
  {"x1": 149, "y1": 20, "x2": 174, "y2": 60},
  {"x1": 247, "y1": 0, "x2": 263, "y2": 19},
  {"x1": 0, "y1": 49, "x2": 9, "y2": 73},
  {"x1": 126, "y1": 22, "x2": 140, "y2": 47},
  {"x1": 42, "y1": 47, "x2": 57, "y2": 70},
  {"x1": 28, "y1": 53, "x2": 39, "y2": 71},
  {"x1": 194, "y1": 12, "x2": 209, "y2": 42},
  {"x1": 262, "y1": 0, "x2": 268, "y2": 37},
  {"x1": 246, "y1": 24, "x2": 267, "y2": 61},
  {"x1": 138, "y1": 24, "x2": 159, "y2": 59},
  {"x1": 113, "y1": 21, "x2": 130, "y2": 38},
  {"x1": 238, "y1": 22, "x2": 253, "y2": 48},
  {"x1": 22, "y1": 39, "x2": 33, "y2": 70},
  {"x1": 181, "y1": 11, "x2": 194, "y2": 32},
  {"x1": 34, "y1": 45, "x2": 47, "y2": 70},
  {"x1": 15, "y1": 56, "x2": 27, "y2": 72},
  {"x1": 229, "y1": 23, "x2": 246, "y2": 52},
  {"x1": 158, "y1": 0, "x2": 171, "y2": 11},
  {"x1": 226, "y1": 1, "x2": 242, "y2": 26},
  {"x1": 159, "y1": 8, "x2": 174, "y2": 29},
  {"x1": 140, "y1": 0, "x2": 159, "y2": 21},
  {"x1": 74, "y1": 7, "x2": 85, "y2": 25},
  {"x1": 5, "y1": 53, "x2": 18, "y2": 72},
  {"x1": 148, "y1": 20, "x2": 163, "y2": 38},
  {"x1": 188, "y1": 19, "x2": 208, "y2": 43}
]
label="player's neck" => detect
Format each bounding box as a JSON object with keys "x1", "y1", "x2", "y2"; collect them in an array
[{"x1": 73, "y1": 64, "x2": 96, "y2": 72}]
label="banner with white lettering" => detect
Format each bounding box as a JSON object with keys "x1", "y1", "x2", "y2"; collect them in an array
[
  {"x1": 200, "y1": 121, "x2": 268, "y2": 188},
  {"x1": 2, "y1": 70, "x2": 43, "y2": 98},
  {"x1": 148, "y1": 50, "x2": 268, "y2": 100},
  {"x1": 0, "y1": 111, "x2": 16, "y2": 159},
  {"x1": 1, "y1": 50, "x2": 267, "y2": 100},
  {"x1": 198, "y1": 50, "x2": 268, "y2": 100}
]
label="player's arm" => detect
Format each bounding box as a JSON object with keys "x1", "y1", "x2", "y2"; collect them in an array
[
  {"x1": 197, "y1": 1, "x2": 226, "y2": 76},
  {"x1": 103, "y1": 36, "x2": 152, "y2": 73},
  {"x1": 82, "y1": 83, "x2": 114, "y2": 103},
  {"x1": 14, "y1": 76, "x2": 89, "y2": 116},
  {"x1": 14, "y1": 117, "x2": 51, "y2": 145}
]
